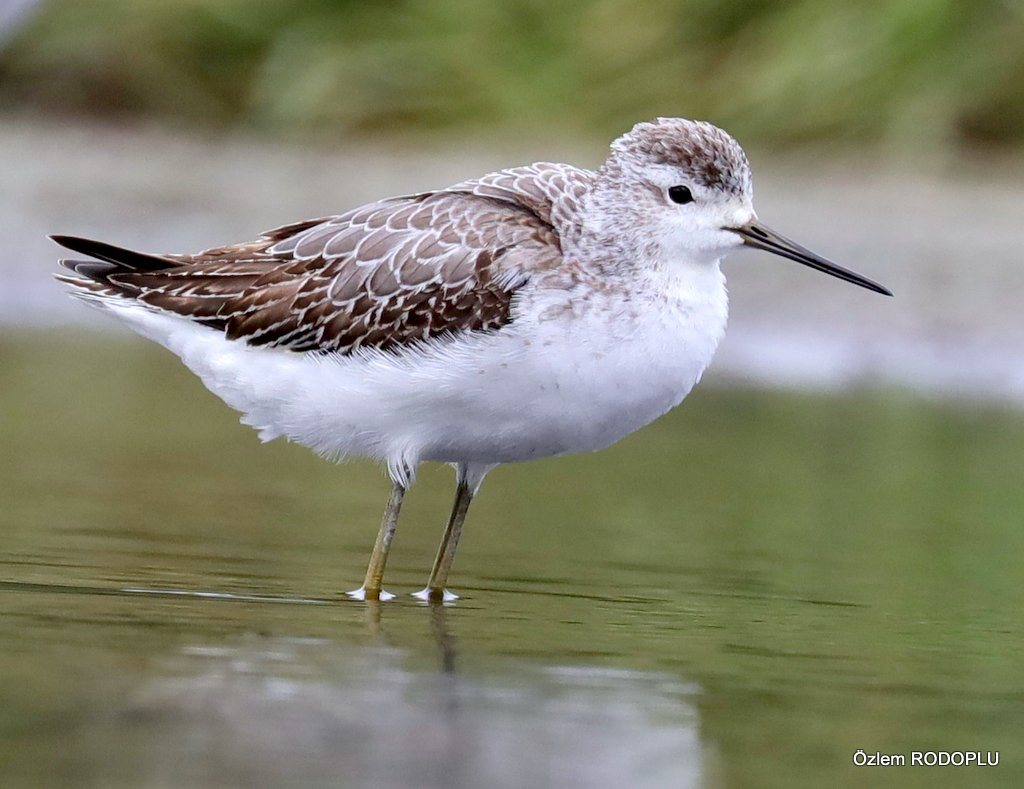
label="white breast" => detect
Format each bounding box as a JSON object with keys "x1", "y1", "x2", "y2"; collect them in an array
[{"x1": 459, "y1": 261, "x2": 730, "y2": 463}]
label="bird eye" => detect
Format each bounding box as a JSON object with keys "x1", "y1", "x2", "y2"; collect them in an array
[{"x1": 668, "y1": 185, "x2": 694, "y2": 205}]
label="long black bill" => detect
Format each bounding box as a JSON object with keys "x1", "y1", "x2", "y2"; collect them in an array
[{"x1": 732, "y1": 221, "x2": 892, "y2": 296}]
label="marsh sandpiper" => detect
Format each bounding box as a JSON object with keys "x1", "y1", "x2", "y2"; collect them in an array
[{"x1": 54, "y1": 118, "x2": 891, "y2": 602}]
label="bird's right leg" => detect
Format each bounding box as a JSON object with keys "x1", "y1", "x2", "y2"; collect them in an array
[{"x1": 347, "y1": 480, "x2": 405, "y2": 601}]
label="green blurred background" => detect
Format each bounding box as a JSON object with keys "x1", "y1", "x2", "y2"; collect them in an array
[
  {"x1": 2, "y1": 0, "x2": 1023, "y2": 149},
  {"x1": 2, "y1": 3, "x2": 1024, "y2": 788}
]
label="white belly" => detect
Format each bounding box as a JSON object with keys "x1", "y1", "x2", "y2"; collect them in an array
[{"x1": 103, "y1": 263, "x2": 729, "y2": 476}]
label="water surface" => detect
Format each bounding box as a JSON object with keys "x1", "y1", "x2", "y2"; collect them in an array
[{"x1": 2, "y1": 333, "x2": 1023, "y2": 788}]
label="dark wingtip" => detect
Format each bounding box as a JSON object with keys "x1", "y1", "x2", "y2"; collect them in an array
[
  {"x1": 50, "y1": 234, "x2": 96, "y2": 255},
  {"x1": 48, "y1": 234, "x2": 175, "y2": 272}
]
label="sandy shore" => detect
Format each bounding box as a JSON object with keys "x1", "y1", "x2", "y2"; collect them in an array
[{"x1": 5, "y1": 118, "x2": 1023, "y2": 403}]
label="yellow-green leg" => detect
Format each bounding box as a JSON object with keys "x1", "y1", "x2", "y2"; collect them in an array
[
  {"x1": 413, "y1": 480, "x2": 474, "y2": 602},
  {"x1": 347, "y1": 481, "x2": 405, "y2": 601}
]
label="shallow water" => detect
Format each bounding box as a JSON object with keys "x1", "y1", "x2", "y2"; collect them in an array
[{"x1": 2, "y1": 333, "x2": 1024, "y2": 788}]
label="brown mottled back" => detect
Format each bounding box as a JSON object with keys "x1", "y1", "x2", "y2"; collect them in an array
[{"x1": 54, "y1": 166, "x2": 586, "y2": 354}]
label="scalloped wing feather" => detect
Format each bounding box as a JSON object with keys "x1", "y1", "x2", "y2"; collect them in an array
[{"x1": 54, "y1": 167, "x2": 593, "y2": 355}]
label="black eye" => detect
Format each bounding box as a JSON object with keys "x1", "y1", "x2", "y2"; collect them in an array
[{"x1": 668, "y1": 185, "x2": 694, "y2": 205}]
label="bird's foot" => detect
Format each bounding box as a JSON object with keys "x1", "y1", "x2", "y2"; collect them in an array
[
  {"x1": 346, "y1": 585, "x2": 396, "y2": 602},
  {"x1": 411, "y1": 587, "x2": 459, "y2": 603}
]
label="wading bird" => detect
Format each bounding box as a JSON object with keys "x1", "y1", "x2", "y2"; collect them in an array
[{"x1": 55, "y1": 118, "x2": 890, "y2": 601}]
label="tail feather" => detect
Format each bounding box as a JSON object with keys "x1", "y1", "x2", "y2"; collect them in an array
[{"x1": 59, "y1": 259, "x2": 118, "y2": 280}]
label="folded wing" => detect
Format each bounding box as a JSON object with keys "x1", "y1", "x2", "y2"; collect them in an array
[{"x1": 55, "y1": 184, "x2": 565, "y2": 355}]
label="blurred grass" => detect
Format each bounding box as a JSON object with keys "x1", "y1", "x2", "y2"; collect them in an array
[{"x1": 0, "y1": 0, "x2": 1022, "y2": 149}]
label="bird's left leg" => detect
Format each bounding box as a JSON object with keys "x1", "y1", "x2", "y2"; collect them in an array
[{"x1": 414, "y1": 463, "x2": 494, "y2": 602}]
